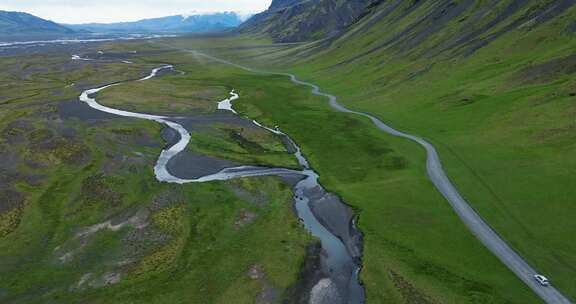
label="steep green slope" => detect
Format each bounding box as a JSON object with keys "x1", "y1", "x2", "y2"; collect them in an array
[
  {"x1": 165, "y1": 0, "x2": 576, "y2": 301},
  {"x1": 284, "y1": 4, "x2": 576, "y2": 299}
]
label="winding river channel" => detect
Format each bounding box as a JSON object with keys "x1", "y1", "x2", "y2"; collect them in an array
[
  {"x1": 171, "y1": 50, "x2": 573, "y2": 304},
  {"x1": 79, "y1": 65, "x2": 365, "y2": 303}
]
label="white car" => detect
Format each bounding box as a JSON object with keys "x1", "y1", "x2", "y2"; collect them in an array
[{"x1": 534, "y1": 274, "x2": 550, "y2": 286}]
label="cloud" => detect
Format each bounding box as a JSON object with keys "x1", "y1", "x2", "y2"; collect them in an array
[{"x1": 0, "y1": 0, "x2": 271, "y2": 23}]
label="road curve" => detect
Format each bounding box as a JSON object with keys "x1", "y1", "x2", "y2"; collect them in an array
[{"x1": 169, "y1": 46, "x2": 572, "y2": 304}]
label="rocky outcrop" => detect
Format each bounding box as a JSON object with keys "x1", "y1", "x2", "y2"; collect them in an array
[{"x1": 239, "y1": 0, "x2": 378, "y2": 42}]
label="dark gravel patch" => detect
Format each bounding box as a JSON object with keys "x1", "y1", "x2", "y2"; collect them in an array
[
  {"x1": 32, "y1": 136, "x2": 91, "y2": 165},
  {"x1": 307, "y1": 189, "x2": 363, "y2": 261},
  {"x1": 279, "y1": 173, "x2": 307, "y2": 188},
  {"x1": 150, "y1": 189, "x2": 186, "y2": 211},
  {"x1": 0, "y1": 151, "x2": 20, "y2": 174},
  {"x1": 0, "y1": 150, "x2": 44, "y2": 187},
  {"x1": 121, "y1": 226, "x2": 170, "y2": 261},
  {"x1": 26, "y1": 128, "x2": 54, "y2": 145},
  {"x1": 1, "y1": 120, "x2": 33, "y2": 145},
  {"x1": 59, "y1": 100, "x2": 122, "y2": 121},
  {"x1": 134, "y1": 132, "x2": 161, "y2": 148},
  {"x1": 0, "y1": 188, "x2": 25, "y2": 215},
  {"x1": 160, "y1": 127, "x2": 181, "y2": 148},
  {"x1": 166, "y1": 151, "x2": 237, "y2": 180},
  {"x1": 282, "y1": 242, "x2": 324, "y2": 304},
  {"x1": 59, "y1": 127, "x2": 78, "y2": 138},
  {"x1": 100, "y1": 153, "x2": 147, "y2": 176},
  {"x1": 21, "y1": 174, "x2": 46, "y2": 187},
  {"x1": 173, "y1": 112, "x2": 259, "y2": 132}
]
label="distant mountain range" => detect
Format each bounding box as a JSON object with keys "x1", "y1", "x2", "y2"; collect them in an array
[
  {"x1": 0, "y1": 10, "x2": 251, "y2": 41},
  {"x1": 0, "y1": 11, "x2": 75, "y2": 36},
  {"x1": 67, "y1": 12, "x2": 246, "y2": 34}
]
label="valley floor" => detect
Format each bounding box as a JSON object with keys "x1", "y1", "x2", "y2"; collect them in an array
[{"x1": 0, "y1": 32, "x2": 573, "y2": 303}]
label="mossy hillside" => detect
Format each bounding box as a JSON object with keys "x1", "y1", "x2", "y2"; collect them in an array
[{"x1": 280, "y1": 3, "x2": 576, "y2": 298}]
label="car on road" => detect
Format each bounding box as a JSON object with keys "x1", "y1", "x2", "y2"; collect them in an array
[{"x1": 534, "y1": 274, "x2": 550, "y2": 286}]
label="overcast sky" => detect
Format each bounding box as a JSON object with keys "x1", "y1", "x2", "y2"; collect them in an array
[{"x1": 0, "y1": 0, "x2": 272, "y2": 24}]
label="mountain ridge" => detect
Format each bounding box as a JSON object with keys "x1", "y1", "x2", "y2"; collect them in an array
[
  {"x1": 239, "y1": 0, "x2": 377, "y2": 42},
  {"x1": 0, "y1": 10, "x2": 75, "y2": 36},
  {"x1": 68, "y1": 12, "x2": 245, "y2": 34}
]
